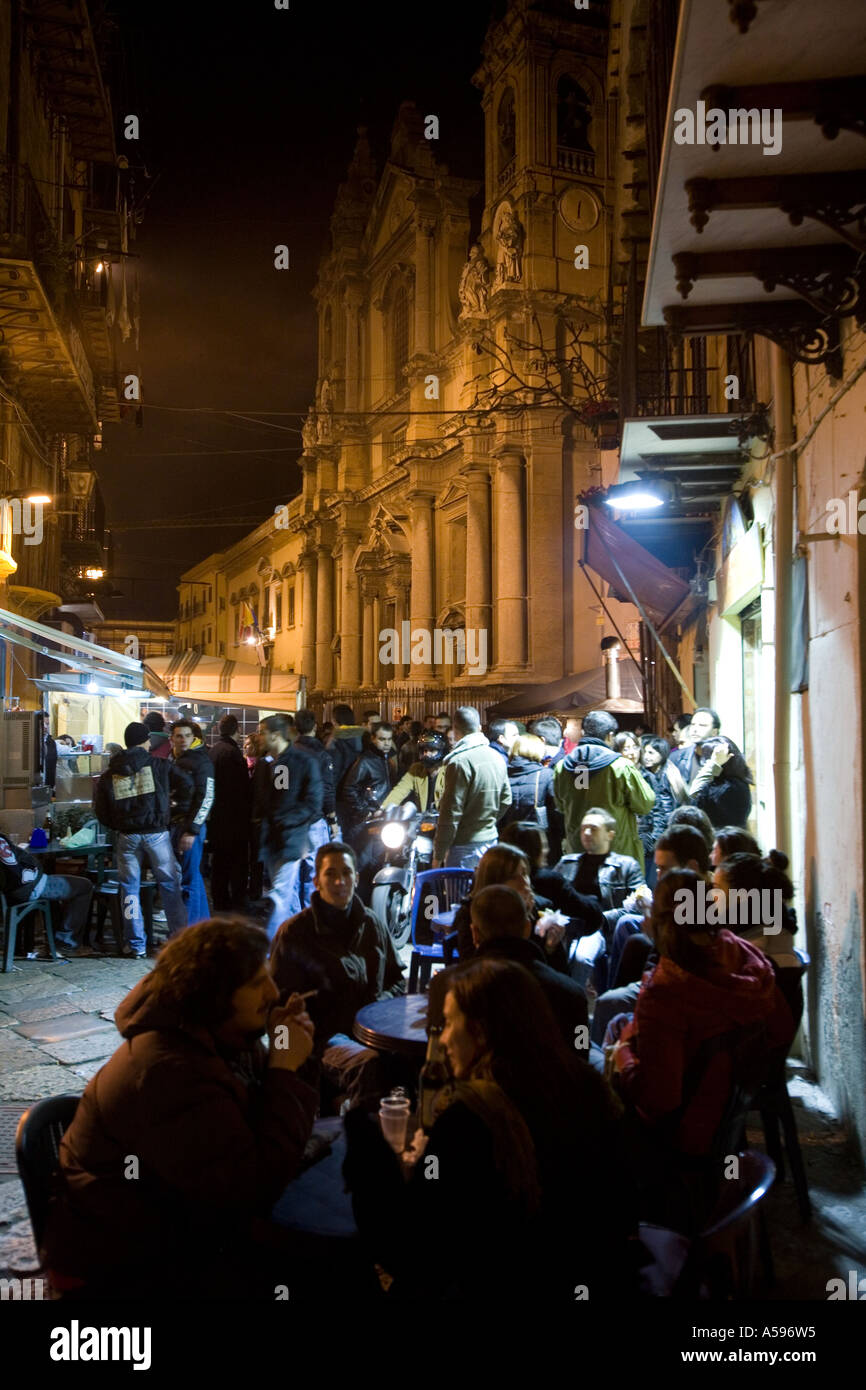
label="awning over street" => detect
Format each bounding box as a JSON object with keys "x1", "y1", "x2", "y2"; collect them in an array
[
  {"x1": 0, "y1": 605, "x2": 165, "y2": 697},
  {"x1": 581, "y1": 505, "x2": 693, "y2": 630},
  {"x1": 146, "y1": 651, "x2": 304, "y2": 712},
  {"x1": 486, "y1": 662, "x2": 645, "y2": 718}
]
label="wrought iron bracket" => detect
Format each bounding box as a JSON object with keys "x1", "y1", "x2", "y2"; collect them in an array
[
  {"x1": 685, "y1": 172, "x2": 866, "y2": 251},
  {"x1": 664, "y1": 300, "x2": 843, "y2": 378}
]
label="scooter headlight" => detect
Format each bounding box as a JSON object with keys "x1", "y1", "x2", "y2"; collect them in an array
[{"x1": 381, "y1": 822, "x2": 407, "y2": 849}]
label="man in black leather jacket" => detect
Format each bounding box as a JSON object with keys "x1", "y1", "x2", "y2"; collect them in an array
[
  {"x1": 554, "y1": 806, "x2": 646, "y2": 992},
  {"x1": 341, "y1": 724, "x2": 398, "y2": 902}
]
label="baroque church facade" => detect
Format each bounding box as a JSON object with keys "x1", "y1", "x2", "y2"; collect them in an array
[{"x1": 179, "y1": 0, "x2": 634, "y2": 716}]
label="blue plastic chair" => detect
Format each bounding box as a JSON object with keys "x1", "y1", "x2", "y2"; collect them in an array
[{"x1": 407, "y1": 868, "x2": 474, "y2": 991}]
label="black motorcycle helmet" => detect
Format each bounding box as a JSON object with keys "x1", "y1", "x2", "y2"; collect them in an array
[{"x1": 416, "y1": 731, "x2": 449, "y2": 767}]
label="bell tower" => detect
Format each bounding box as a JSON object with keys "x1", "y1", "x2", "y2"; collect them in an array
[{"x1": 472, "y1": 0, "x2": 610, "y2": 305}]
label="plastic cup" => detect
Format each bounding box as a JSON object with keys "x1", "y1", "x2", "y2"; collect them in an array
[{"x1": 379, "y1": 1097, "x2": 410, "y2": 1154}]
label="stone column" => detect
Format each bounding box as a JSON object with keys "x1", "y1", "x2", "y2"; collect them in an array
[
  {"x1": 463, "y1": 464, "x2": 492, "y2": 651},
  {"x1": 494, "y1": 452, "x2": 528, "y2": 671},
  {"x1": 409, "y1": 492, "x2": 436, "y2": 681},
  {"x1": 362, "y1": 595, "x2": 375, "y2": 688},
  {"x1": 299, "y1": 550, "x2": 317, "y2": 685},
  {"x1": 393, "y1": 584, "x2": 408, "y2": 679},
  {"x1": 372, "y1": 594, "x2": 382, "y2": 687},
  {"x1": 315, "y1": 546, "x2": 334, "y2": 691},
  {"x1": 339, "y1": 533, "x2": 362, "y2": 689}
]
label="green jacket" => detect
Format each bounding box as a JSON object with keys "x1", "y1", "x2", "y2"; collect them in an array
[
  {"x1": 382, "y1": 763, "x2": 444, "y2": 813},
  {"x1": 553, "y1": 739, "x2": 655, "y2": 869},
  {"x1": 434, "y1": 733, "x2": 512, "y2": 860}
]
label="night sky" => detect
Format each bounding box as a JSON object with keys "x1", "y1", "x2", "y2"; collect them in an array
[{"x1": 99, "y1": 0, "x2": 490, "y2": 619}]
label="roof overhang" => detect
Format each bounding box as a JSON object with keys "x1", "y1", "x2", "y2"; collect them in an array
[
  {"x1": 642, "y1": 0, "x2": 866, "y2": 374},
  {"x1": 0, "y1": 605, "x2": 163, "y2": 694}
]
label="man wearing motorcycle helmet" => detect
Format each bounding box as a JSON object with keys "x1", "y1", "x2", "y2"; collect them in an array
[{"x1": 382, "y1": 730, "x2": 449, "y2": 815}]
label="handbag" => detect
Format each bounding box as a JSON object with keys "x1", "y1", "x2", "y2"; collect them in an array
[{"x1": 527, "y1": 770, "x2": 549, "y2": 830}]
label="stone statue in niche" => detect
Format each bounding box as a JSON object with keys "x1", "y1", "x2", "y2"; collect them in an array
[
  {"x1": 316, "y1": 378, "x2": 333, "y2": 440},
  {"x1": 302, "y1": 410, "x2": 318, "y2": 451},
  {"x1": 494, "y1": 202, "x2": 524, "y2": 283},
  {"x1": 458, "y1": 243, "x2": 492, "y2": 317}
]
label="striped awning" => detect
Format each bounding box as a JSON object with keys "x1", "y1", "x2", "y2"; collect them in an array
[{"x1": 146, "y1": 651, "x2": 304, "y2": 711}]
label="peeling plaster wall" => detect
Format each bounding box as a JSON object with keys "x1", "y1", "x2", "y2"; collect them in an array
[{"x1": 796, "y1": 320, "x2": 866, "y2": 1158}]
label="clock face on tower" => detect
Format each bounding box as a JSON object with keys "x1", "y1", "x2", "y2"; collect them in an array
[{"x1": 558, "y1": 186, "x2": 600, "y2": 233}]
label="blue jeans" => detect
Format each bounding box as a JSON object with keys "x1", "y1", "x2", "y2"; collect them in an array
[
  {"x1": 590, "y1": 980, "x2": 641, "y2": 1045},
  {"x1": 444, "y1": 840, "x2": 497, "y2": 871},
  {"x1": 35, "y1": 874, "x2": 93, "y2": 950},
  {"x1": 569, "y1": 929, "x2": 609, "y2": 994},
  {"x1": 265, "y1": 853, "x2": 302, "y2": 940},
  {"x1": 608, "y1": 913, "x2": 644, "y2": 988},
  {"x1": 299, "y1": 818, "x2": 331, "y2": 910},
  {"x1": 116, "y1": 831, "x2": 187, "y2": 952},
  {"x1": 171, "y1": 826, "x2": 210, "y2": 928}
]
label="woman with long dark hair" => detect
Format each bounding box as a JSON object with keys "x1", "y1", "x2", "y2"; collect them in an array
[
  {"x1": 637, "y1": 736, "x2": 687, "y2": 883},
  {"x1": 688, "y1": 736, "x2": 754, "y2": 829},
  {"x1": 344, "y1": 956, "x2": 632, "y2": 1298}
]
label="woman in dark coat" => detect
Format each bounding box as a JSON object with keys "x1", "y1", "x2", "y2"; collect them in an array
[
  {"x1": 343, "y1": 956, "x2": 634, "y2": 1299},
  {"x1": 688, "y1": 736, "x2": 753, "y2": 830},
  {"x1": 637, "y1": 737, "x2": 687, "y2": 884},
  {"x1": 498, "y1": 734, "x2": 556, "y2": 831}
]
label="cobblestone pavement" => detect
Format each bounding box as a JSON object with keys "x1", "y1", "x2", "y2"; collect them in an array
[{"x1": 1, "y1": 956, "x2": 864, "y2": 1300}]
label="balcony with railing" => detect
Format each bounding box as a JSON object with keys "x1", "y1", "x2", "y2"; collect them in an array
[
  {"x1": 0, "y1": 159, "x2": 101, "y2": 432},
  {"x1": 557, "y1": 148, "x2": 596, "y2": 177}
]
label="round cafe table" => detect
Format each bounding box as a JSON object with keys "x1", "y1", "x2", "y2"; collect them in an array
[{"x1": 352, "y1": 993, "x2": 429, "y2": 1060}]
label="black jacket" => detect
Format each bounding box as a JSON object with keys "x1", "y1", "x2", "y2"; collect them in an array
[
  {"x1": 294, "y1": 735, "x2": 336, "y2": 818},
  {"x1": 269, "y1": 891, "x2": 404, "y2": 1044},
  {"x1": 531, "y1": 867, "x2": 605, "y2": 937},
  {"x1": 428, "y1": 933, "x2": 589, "y2": 1054},
  {"x1": 254, "y1": 744, "x2": 323, "y2": 860},
  {"x1": 170, "y1": 744, "x2": 216, "y2": 838},
  {"x1": 499, "y1": 756, "x2": 556, "y2": 830},
  {"x1": 208, "y1": 735, "x2": 252, "y2": 847},
  {"x1": 342, "y1": 742, "x2": 397, "y2": 824},
  {"x1": 94, "y1": 747, "x2": 193, "y2": 835},
  {"x1": 554, "y1": 850, "x2": 645, "y2": 929},
  {"x1": 637, "y1": 766, "x2": 677, "y2": 855},
  {"x1": 0, "y1": 835, "x2": 45, "y2": 904},
  {"x1": 330, "y1": 729, "x2": 364, "y2": 795}
]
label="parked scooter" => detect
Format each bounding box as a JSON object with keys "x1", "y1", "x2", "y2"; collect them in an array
[{"x1": 367, "y1": 731, "x2": 449, "y2": 947}]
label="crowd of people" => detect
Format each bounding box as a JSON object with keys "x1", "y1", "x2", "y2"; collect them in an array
[{"x1": 26, "y1": 699, "x2": 801, "y2": 1301}]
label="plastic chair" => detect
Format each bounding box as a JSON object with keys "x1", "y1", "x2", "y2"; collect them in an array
[
  {"x1": 1, "y1": 890, "x2": 58, "y2": 972},
  {"x1": 93, "y1": 875, "x2": 157, "y2": 954},
  {"x1": 407, "y1": 869, "x2": 474, "y2": 991},
  {"x1": 15, "y1": 1095, "x2": 80, "y2": 1250},
  {"x1": 639, "y1": 1150, "x2": 776, "y2": 1298}
]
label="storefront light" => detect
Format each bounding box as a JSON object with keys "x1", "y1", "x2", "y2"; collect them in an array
[{"x1": 603, "y1": 479, "x2": 673, "y2": 510}]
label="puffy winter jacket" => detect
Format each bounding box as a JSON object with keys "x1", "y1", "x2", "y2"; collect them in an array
[
  {"x1": 170, "y1": 741, "x2": 216, "y2": 838},
  {"x1": 613, "y1": 930, "x2": 795, "y2": 1155},
  {"x1": 553, "y1": 738, "x2": 655, "y2": 868},
  {"x1": 434, "y1": 733, "x2": 512, "y2": 860},
  {"x1": 499, "y1": 756, "x2": 556, "y2": 830},
  {"x1": 637, "y1": 765, "x2": 678, "y2": 857},
  {"x1": 41, "y1": 969, "x2": 317, "y2": 1287},
  {"x1": 93, "y1": 747, "x2": 193, "y2": 835}
]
